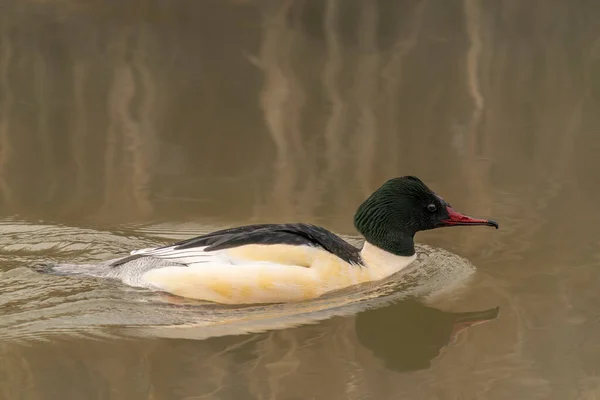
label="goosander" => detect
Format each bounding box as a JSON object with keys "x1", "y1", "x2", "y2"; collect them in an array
[{"x1": 39, "y1": 176, "x2": 498, "y2": 304}]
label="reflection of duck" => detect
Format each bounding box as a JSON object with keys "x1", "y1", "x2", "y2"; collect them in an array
[
  {"x1": 356, "y1": 300, "x2": 499, "y2": 372},
  {"x1": 37, "y1": 176, "x2": 497, "y2": 304}
]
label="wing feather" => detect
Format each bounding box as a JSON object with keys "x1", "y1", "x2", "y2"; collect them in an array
[{"x1": 110, "y1": 223, "x2": 363, "y2": 268}]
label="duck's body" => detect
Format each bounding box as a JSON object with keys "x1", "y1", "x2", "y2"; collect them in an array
[
  {"x1": 103, "y1": 224, "x2": 415, "y2": 304},
  {"x1": 38, "y1": 176, "x2": 498, "y2": 304}
]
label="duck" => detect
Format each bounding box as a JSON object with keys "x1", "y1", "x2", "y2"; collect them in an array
[{"x1": 38, "y1": 176, "x2": 498, "y2": 304}]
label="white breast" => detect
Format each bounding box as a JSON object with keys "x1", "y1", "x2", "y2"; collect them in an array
[{"x1": 359, "y1": 242, "x2": 417, "y2": 279}]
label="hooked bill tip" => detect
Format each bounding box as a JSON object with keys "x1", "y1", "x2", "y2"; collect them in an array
[{"x1": 488, "y1": 220, "x2": 499, "y2": 229}]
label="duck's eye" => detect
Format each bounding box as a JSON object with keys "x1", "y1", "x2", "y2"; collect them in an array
[{"x1": 427, "y1": 204, "x2": 437, "y2": 212}]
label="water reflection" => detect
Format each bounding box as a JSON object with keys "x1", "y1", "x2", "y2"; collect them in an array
[
  {"x1": 0, "y1": 300, "x2": 499, "y2": 400},
  {"x1": 356, "y1": 299, "x2": 499, "y2": 372},
  {"x1": 0, "y1": 0, "x2": 594, "y2": 235}
]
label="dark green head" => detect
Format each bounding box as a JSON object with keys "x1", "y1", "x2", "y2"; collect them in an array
[{"x1": 354, "y1": 176, "x2": 498, "y2": 256}]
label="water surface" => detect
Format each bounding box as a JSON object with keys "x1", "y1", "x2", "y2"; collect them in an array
[{"x1": 1, "y1": 1, "x2": 600, "y2": 399}]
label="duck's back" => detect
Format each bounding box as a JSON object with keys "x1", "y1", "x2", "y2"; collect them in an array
[{"x1": 112, "y1": 223, "x2": 363, "y2": 267}]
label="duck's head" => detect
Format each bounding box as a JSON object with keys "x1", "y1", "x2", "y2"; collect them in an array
[{"x1": 354, "y1": 176, "x2": 498, "y2": 256}]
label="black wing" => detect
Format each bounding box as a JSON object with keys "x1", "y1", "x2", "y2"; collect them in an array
[{"x1": 111, "y1": 223, "x2": 363, "y2": 267}]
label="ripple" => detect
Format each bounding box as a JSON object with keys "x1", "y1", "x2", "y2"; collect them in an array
[{"x1": 0, "y1": 218, "x2": 478, "y2": 342}]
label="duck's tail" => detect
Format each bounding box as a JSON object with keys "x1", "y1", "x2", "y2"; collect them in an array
[{"x1": 31, "y1": 257, "x2": 182, "y2": 288}]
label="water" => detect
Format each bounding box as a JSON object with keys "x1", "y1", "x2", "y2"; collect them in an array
[{"x1": 1, "y1": 0, "x2": 599, "y2": 399}]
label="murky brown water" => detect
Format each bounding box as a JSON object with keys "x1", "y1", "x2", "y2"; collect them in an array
[{"x1": 1, "y1": 0, "x2": 600, "y2": 399}]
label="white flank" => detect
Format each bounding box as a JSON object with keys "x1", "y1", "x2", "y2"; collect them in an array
[{"x1": 119, "y1": 240, "x2": 417, "y2": 304}]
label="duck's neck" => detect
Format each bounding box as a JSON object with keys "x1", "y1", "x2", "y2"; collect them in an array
[
  {"x1": 360, "y1": 241, "x2": 417, "y2": 278},
  {"x1": 353, "y1": 202, "x2": 417, "y2": 257},
  {"x1": 365, "y1": 231, "x2": 416, "y2": 257}
]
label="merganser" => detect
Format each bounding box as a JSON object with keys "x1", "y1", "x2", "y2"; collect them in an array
[{"x1": 38, "y1": 176, "x2": 498, "y2": 304}]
